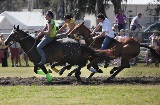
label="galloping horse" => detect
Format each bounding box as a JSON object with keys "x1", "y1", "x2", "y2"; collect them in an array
[
  {"x1": 69, "y1": 22, "x2": 160, "y2": 80},
  {"x1": 4, "y1": 25, "x2": 98, "y2": 82}
]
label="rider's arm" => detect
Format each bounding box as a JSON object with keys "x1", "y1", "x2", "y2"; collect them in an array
[
  {"x1": 91, "y1": 23, "x2": 101, "y2": 34},
  {"x1": 43, "y1": 23, "x2": 54, "y2": 35},
  {"x1": 57, "y1": 24, "x2": 67, "y2": 33},
  {"x1": 65, "y1": 23, "x2": 75, "y2": 35},
  {"x1": 93, "y1": 31, "x2": 105, "y2": 40}
]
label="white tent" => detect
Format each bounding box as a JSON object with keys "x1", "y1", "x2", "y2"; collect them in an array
[
  {"x1": 0, "y1": 11, "x2": 47, "y2": 33},
  {"x1": 0, "y1": 11, "x2": 64, "y2": 33}
]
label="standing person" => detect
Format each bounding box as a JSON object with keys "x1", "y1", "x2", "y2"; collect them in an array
[
  {"x1": 56, "y1": 14, "x2": 76, "y2": 38},
  {"x1": 10, "y1": 42, "x2": 21, "y2": 67},
  {"x1": 0, "y1": 34, "x2": 8, "y2": 67},
  {"x1": 115, "y1": 9, "x2": 127, "y2": 31},
  {"x1": 130, "y1": 13, "x2": 142, "y2": 32},
  {"x1": 35, "y1": 11, "x2": 56, "y2": 65},
  {"x1": 148, "y1": 30, "x2": 158, "y2": 48},
  {"x1": 114, "y1": 29, "x2": 127, "y2": 41},
  {"x1": 91, "y1": 13, "x2": 115, "y2": 50}
]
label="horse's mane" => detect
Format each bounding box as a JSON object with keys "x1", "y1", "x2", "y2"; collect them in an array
[
  {"x1": 18, "y1": 30, "x2": 34, "y2": 38},
  {"x1": 122, "y1": 37, "x2": 138, "y2": 44}
]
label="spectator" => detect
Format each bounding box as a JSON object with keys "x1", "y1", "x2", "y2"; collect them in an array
[
  {"x1": 115, "y1": 9, "x2": 127, "y2": 31},
  {"x1": 0, "y1": 34, "x2": 8, "y2": 67},
  {"x1": 148, "y1": 30, "x2": 158, "y2": 48},
  {"x1": 114, "y1": 29, "x2": 127, "y2": 41},
  {"x1": 112, "y1": 23, "x2": 119, "y2": 37},
  {"x1": 10, "y1": 42, "x2": 21, "y2": 67},
  {"x1": 130, "y1": 13, "x2": 142, "y2": 32}
]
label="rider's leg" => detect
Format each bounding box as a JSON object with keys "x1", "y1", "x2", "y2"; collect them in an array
[
  {"x1": 37, "y1": 36, "x2": 53, "y2": 65},
  {"x1": 101, "y1": 36, "x2": 113, "y2": 67}
]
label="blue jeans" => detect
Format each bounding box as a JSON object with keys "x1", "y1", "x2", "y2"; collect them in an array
[
  {"x1": 37, "y1": 35, "x2": 53, "y2": 64},
  {"x1": 100, "y1": 36, "x2": 113, "y2": 50},
  {"x1": 130, "y1": 25, "x2": 136, "y2": 31}
]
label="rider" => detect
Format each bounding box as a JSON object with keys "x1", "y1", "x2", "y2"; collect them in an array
[
  {"x1": 56, "y1": 14, "x2": 76, "y2": 38},
  {"x1": 91, "y1": 13, "x2": 115, "y2": 50},
  {"x1": 91, "y1": 13, "x2": 115, "y2": 68},
  {"x1": 35, "y1": 11, "x2": 56, "y2": 65}
]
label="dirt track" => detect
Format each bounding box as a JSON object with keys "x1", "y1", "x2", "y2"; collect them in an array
[{"x1": 0, "y1": 76, "x2": 160, "y2": 86}]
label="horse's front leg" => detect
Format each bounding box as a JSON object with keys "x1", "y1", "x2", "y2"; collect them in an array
[
  {"x1": 38, "y1": 65, "x2": 53, "y2": 82},
  {"x1": 33, "y1": 65, "x2": 39, "y2": 74}
]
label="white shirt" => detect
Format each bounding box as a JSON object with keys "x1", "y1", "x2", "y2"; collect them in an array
[
  {"x1": 130, "y1": 16, "x2": 139, "y2": 26},
  {"x1": 99, "y1": 18, "x2": 114, "y2": 38}
]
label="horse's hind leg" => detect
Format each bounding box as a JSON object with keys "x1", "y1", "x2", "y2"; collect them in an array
[
  {"x1": 87, "y1": 64, "x2": 103, "y2": 80},
  {"x1": 106, "y1": 66, "x2": 124, "y2": 81},
  {"x1": 110, "y1": 67, "x2": 119, "y2": 74},
  {"x1": 59, "y1": 64, "x2": 72, "y2": 76},
  {"x1": 50, "y1": 61, "x2": 65, "y2": 73}
]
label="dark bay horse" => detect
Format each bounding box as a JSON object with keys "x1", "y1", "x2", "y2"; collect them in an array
[
  {"x1": 4, "y1": 25, "x2": 98, "y2": 82},
  {"x1": 69, "y1": 22, "x2": 160, "y2": 80}
]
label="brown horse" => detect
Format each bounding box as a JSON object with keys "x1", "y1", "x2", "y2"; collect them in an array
[
  {"x1": 69, "y1": 22, "x2": 159, "y2": 80},
  {"x1": 4, "y1": 25, "x2": 98, "y2": 82}
]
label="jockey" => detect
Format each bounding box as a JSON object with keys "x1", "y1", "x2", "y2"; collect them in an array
[
  {"x1": 91, "y1": 13, "x2": 115, "y2": 50},
  {"x1": 35, "y1": 11, "x2": 56, "y2": 65},
  {"x1": 90, "y1": 13, "x2": 115, "y2": 68},
  {"x1": 56, "y1": 15, "x2": 76, "y2": 38}
]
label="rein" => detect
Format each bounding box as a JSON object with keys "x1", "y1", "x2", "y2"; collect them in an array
[{"x1": 13, "y1": 35, "x2": 36, "y2": 54}]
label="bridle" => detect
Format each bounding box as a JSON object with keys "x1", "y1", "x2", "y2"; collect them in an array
[{"x1": 8, "y1": 32, "x2": 37, "y2": 54}]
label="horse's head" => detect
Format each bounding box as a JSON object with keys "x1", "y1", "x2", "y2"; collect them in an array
[
  {"x1": 4, "y1": 25, "x2": 28, "y2": 46},
  {"x1": 69, "y1": 22, "x2": 91, "y2": 39}
]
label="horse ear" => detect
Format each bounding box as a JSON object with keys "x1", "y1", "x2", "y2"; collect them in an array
[
  {"x1": 17, "y1": 25, "x2": 19, "y2": 31},
  {"x1": 14, "y1": 25, "x2": 16, "y2": 29}
]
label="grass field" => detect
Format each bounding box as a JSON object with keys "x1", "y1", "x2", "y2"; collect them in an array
[{"x1": 0, "y1": 61, "x2": 160, "y2": 105}]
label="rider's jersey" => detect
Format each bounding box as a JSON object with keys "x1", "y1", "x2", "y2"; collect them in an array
[
  {"x1": 99, "y1": 18, "x2": 114, "y2": 38},
  {"x1": 48, "y1": 19, "x2": 56, "y2": 37}
]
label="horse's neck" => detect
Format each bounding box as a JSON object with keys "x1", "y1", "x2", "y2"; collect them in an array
[
  {"x1": 81, "y1": 26, "x2": 94, "y2": 46},
  {"x1": 18, "y1": 37, "x2": 35, "y2": 53}
]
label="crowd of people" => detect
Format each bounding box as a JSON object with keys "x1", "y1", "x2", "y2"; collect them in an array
[{"x1": 0, "y1": 9, "x2": 159, "y2": 67}]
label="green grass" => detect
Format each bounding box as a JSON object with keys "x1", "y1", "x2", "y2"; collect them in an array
[
  {"x1": 0, "y1": 85, "x2": 159, "y2": 105},
  {"x1": 0, "y1": 62, "x2": 160, "y2": 105},
  {"x1": 0, "y1": 63, "x2": 160, "y2": 78}
]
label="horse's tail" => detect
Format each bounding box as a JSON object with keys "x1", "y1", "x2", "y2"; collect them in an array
[{"x1": 140, "y1": 44, "x2": 160, "y2": 61}]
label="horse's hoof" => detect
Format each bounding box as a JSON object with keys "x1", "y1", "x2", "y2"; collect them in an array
[
  {"x1": 97, "y1": 69, "x2": 103, "y2": 73},
  {"x1": 103, "y1": 77, "x2": 111, "y2": 82},
  {"x1": 104, "y1": 63, "x2": 109, "y2": 68},
  {"x1": 48, "y1": 69, "x2": 52, "y2": 73},
  {"x1": 86, "y1": 77, "x2": 91, "y2": 81},
  {"x1": 110, "y1": 70, "x2": 114, "y2": 74}
]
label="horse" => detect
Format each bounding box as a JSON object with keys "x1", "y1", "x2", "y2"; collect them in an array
[
  {"x1": 68, "y1": 22, "x2": 160, "y2": 80},
  {"x1": 4, "y1": 25, "x2": 99, "y2": 82}
]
